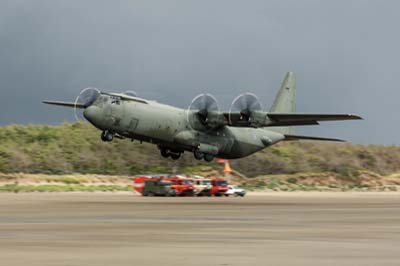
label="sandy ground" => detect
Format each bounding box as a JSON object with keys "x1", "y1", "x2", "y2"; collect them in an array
[{"x1": 0, "y1": 192, "x2": 400, "y2": 266}]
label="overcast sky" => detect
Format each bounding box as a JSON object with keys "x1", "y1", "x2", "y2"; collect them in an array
[{"x1": 0, "y1": 0, "x2": 398, "y2": 144}]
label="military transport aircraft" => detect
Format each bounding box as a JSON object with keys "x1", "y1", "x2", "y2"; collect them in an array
[{"x1": 43, "y1": 72, "x2": 362, "y2": 162}]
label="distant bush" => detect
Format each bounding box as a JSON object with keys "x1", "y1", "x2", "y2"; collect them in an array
[
  {"x1": 0, "y1": 123, "x2": 400, "y2": 177},
  {"x1": 286, "y1": 177, "x2": 298, "y2": 184}
]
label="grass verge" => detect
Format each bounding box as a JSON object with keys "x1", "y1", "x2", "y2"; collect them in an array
[{"x1": 0, "y1": 184, "x2": 134, "y2": 193}]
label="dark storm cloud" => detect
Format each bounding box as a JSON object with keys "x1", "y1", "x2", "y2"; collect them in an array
[{"x1": 0, "y1": 0, "x2": 398, "y2": 144}]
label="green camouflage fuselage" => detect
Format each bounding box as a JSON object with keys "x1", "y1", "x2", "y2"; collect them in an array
[{"x1": 85, "y1": 96, "x2": 284, "y2": 159}]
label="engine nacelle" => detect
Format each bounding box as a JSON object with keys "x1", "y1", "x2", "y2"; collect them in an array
[
  {"x1": 248, "y1": 111, "x2": 267, "y2": 127},
  {"x1": 203, "y1": 111, "x2": 226, "y2": 129},
  {"x1": 187, "y1": 93, "x2": 226, "y2": 131},
  {"x1": 229, "y1": 92, "x2": 264, "y2": 127}
]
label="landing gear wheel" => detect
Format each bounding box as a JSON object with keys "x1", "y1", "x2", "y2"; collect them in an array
[
  {"x1": 101, "y1": 131, "x2": 114, "y2": 142},
  {"x1": 170, "y1": 153, "x2": 181, "y2": 160},
  {"x1": 101, "y1": 131, "x2": 107, "y2": 142},
  {"x1": 204, "y1": 154, "x2": 214, "y2": 162},
  {"x1": 160, "y1": 148, "x2": 170, "y2": 158},
  {"x1": 194, "y1": 149, "x2": 204, "y2": 160}
]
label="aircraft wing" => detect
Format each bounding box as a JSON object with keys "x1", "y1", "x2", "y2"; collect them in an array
[
  {"x1": 225, "y1": 112, "x2": 362, "y2": 127},
  {"x1": 101, "y1": 93, "x2": 148, "y2": 104},
  {"x1": 42, "y1": 101, "x2": 85, "y2": 108},
  {"x1": 266, "y1": 113, "x2": 363, "y2": 126}
]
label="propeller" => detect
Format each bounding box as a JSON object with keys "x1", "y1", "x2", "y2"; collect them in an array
[
  {"x1": 229, "y1": 93, "x2": 263, "y2": 126},
  {"x1": 187, "y1": 93, "x2": 224, "y2": 130},
  {"x1": 74, "y1": 87, "x2": 101, "y2": 122}
]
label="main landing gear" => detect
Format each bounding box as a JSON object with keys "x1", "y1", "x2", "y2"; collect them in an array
[
  {"x1": 160, "y1": 147, "x2": 182, "y2": 160},
  {"x1": 193, "y1": 149, "x2": 215, "y2": 162},
  {"x1": 101, "y1": 130, "x2": 114, "y2": 142}
]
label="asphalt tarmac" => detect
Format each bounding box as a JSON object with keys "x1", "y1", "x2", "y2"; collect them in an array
[{"x1": 0, "y1": 192, "x2": 399, "y2": 266}]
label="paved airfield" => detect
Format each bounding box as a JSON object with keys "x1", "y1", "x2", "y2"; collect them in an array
[{"x1": 1, "y1": 193, "x2": 400, "y2": 266}]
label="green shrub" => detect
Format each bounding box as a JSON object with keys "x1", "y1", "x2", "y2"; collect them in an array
[{"x1": 0, "y1": 123, "x2": 400, "y2": 178}]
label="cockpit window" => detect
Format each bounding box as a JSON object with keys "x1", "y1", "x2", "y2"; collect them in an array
[
  {"x1": 111, "y1": 96, "x2": 121, "y2": 105},
  {"x1": 92, "y1": 96, "x2": 108, "y2": 107}
]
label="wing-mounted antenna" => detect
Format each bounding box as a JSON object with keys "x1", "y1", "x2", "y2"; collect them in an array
[
  {"x1": 228, "y1": 93, "x2": 265, "y2": 127},
  {"x1": 187, "y1": 93, "x2": 226, "y2": 131}
]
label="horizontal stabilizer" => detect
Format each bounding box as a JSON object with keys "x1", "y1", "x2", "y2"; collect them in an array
[
  {"x1": 284, "y1": 134, "x2": 346, "y2": 142},
  {"x1": 42, "y1": 101, "x2": 85, "y2": 108}
]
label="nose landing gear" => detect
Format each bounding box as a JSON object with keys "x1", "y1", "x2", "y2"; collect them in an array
[{"x1": 101, "y1": 130, "x2": 114, "y2": 142}]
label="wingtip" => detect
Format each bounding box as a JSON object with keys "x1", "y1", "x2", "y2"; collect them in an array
[
  {"x1": 42, "y1": 100, "x2": 60, "y2": 105},
  {"x1": 349, "y1": 114, "x2": 364, "y2": 120},
  {"x1": 41, "y1": 100, "x2": 83, "y2": 108},
  {"x1": 322, "y1": 138, "x2": 347, "y2": 142}
]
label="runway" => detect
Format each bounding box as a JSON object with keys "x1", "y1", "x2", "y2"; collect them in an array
[{"x1": 1, "y1": 192, "x2": 400, "y2": 266}]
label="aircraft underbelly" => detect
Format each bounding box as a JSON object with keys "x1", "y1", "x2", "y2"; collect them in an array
[{"x1": 219, "y1": 127, "x2": 284, "y2": 159}]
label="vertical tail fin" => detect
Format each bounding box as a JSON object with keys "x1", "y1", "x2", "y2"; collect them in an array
[{"x1": 269, "y1": 72, "x2": 296, "y2": 134}]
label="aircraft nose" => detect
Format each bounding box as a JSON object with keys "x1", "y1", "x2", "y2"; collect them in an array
[{"x1": 83, "y1": 105, "x2": 103, "y2": 125}]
